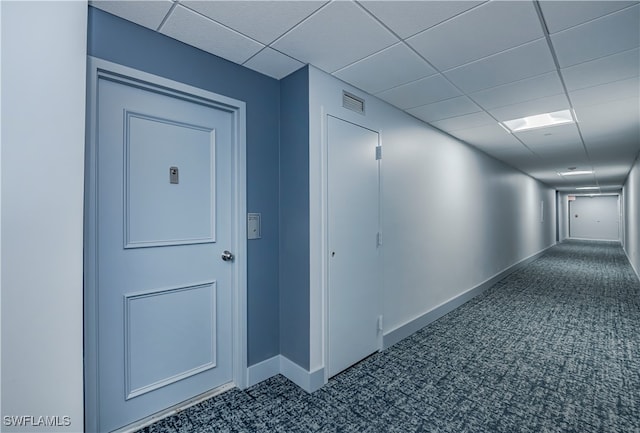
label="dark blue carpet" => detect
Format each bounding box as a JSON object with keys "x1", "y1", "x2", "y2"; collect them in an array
[{"x1": 139, "y1": 240, "x2": 640, "y2": 432}]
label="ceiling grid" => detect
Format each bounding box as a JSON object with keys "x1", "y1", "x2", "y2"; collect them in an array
[{"x1": 91, "y1": 0, "x2": 640, "y2": 192}]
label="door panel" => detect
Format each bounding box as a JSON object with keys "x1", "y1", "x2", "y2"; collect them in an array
[
  {"x1": 96, "y1": 78, "x2": 234, "y2": 432},
  {"x1": 124, "y1": 282, "x2": 216, "y2": 400},
  {"x1": 327, "y1": 116, "x2": 380, "y2": 378},
  {"x1": 125, "y1": 112, "x2": 216, "y2": 247}
]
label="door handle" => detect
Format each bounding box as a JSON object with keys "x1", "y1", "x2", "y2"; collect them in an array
[{"x1": 221, "y1": 250, "x2": 234, "y2": 262}]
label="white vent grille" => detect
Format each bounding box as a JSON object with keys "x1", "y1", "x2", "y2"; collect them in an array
[{"x1": 342, "y1": 91, "x2": 365, "y2": 114}]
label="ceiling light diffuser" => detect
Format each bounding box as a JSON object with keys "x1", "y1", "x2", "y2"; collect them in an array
[
  {"x1": 501, "y1": 109, "x2": 574, "y2": 133},
  {"x1": 575, "y1": 186, "x2": 599, "y2": 190},
  {"x1": 558, "y1": 170, "x2": 593, "y2": 176}
]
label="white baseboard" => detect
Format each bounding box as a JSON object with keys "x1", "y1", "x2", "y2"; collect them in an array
[
  {"x1": 383, "y1": 244, "x2": 554, "y2": 349},
  {"x1": 246, "y1": 355, "x2": 280, "y2": 387},
  {"x1": 247, "y1": 355, "x2": 325, "y2": 393},
  {"x1": 279, "y1": 356, "x2": 324, "y2": 393},
  {"x1": 567, "y1": 237, "x2": 621, "y2": 243},
  {"x1": 623, "y1": 246, "x2": 640, "y2": 282},
  {"x1": 248, "y1": 245, "x2": 560, "y2": 392}
]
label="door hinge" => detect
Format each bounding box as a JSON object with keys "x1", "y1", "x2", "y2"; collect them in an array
[
  {"x1": 376, "y1": 146, "x2": 382, "y2": 160},
  {"x1": 377, "y1": 232, "x2": 383, "y2": 247}
]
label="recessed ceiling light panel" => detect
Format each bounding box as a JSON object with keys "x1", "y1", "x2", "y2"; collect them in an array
[
  {"x1": 575, "y1": 186, "x2": 599, "y2": 190},
  {"x1": 501, "y1": 109, "x2": 574, "y2": 133},
  {"x1": 558, "y1": 170, "x2": 593, "y2": 176}
]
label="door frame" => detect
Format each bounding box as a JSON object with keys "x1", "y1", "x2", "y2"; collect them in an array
[
  {"x1": 84, "y1": 57, "x2": 247, "y2": 432},
  {"x1": 568, "y1": 193, "x2": 621, "y2": 240}
]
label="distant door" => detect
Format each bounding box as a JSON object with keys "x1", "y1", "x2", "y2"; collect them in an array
[
  {"x1": 92, "y1": 73, "x2": 237, "y2": 431},
  {"x1": 569, "y1": 195, "x2": 620, "y2": 240},
  {"x1": 327, "y1": 116, "x2": 381, "y2": 378}
]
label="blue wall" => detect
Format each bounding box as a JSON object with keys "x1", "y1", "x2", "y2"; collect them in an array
[
  {"x1": 279, "y1": 67, "x2": 310, "y2": 369},
  {"x1": 87, "y1": 7, "x2": 280, "y2": 366}
]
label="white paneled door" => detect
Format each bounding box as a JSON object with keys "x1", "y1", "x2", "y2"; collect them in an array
[
  {"x1": 327, "y1": 116, "x2": 381, "y2": 378},
  {"x1": 89, "y1": 68, "x2": 240, "y2": 432},
  {"x1": 569, "y1": 195, "x2": 620, "y2": 241}
]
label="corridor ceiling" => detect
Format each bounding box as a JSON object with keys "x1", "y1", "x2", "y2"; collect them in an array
[{"x1": 91, "y1": 0, "x2": 640, "y2": 192}]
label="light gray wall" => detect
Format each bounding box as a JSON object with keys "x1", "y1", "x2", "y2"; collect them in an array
[
  {"x1": 307, "y1": 66, "x2": 556, "y2": 369},
  {"x1": 557, "y1": 192, "x2": 571, "y2": 241},
  {"x1": 1, "y1": 1, "x2": 86, "y2": 431},
  {"x1": 623, "y1": 155, "x2": 640, "y2": 278},
  {"x1": 382, "y1": 130, "x2": 555, "y2": 334}
]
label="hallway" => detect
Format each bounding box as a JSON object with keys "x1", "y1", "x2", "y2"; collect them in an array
[{"x1": 139, "y1": 240, "x2": 640, "y2": 433}]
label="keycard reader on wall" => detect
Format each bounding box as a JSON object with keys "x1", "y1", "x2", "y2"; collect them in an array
[{"x1": 247, "y1": 213, "x2": 261, "y2": 240}]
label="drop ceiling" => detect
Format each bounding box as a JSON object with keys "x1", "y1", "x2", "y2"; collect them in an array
[{"x1": 91, "y1": 0, "x2": 640, "y2": 192}]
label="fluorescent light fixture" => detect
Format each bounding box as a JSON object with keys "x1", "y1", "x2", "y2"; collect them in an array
[
  {"x1": 501, "y1": 109, "x2": 574, "y2": 133},
  {"x1": 575, "y1": 186, "x2": 599, "y2": 190},
  {"x1": 558, "y1": 170, "x2": 593, "y2": 176}
]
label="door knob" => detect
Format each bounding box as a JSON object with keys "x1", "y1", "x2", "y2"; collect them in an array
[{"x1": 222, "y1": 250, "x2": 234, "y2": 262}]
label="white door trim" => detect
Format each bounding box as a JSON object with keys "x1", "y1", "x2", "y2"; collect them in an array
[{"x1": 84, "y1": 56, "x2": 247, "y2": 432}]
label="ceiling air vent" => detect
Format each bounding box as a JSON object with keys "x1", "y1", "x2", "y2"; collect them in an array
[{"x1": 342, "y1": 91, "x2": 365, "y2": 114}]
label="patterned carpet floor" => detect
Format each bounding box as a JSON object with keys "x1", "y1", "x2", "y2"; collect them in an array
[{"x1": 139, "y1": 240, "x2": 640, "y2": 432}]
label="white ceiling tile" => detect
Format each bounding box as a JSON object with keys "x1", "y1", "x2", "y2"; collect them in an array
[
  {"x1": 271, "y1": 1, "x2": 398, "y2": 73},
  {"x1": 161, "y1": 5, "x2": 264, "y2": 64},
  {"x1": 587, "y1": 142, "x2": 640, "y2": 172},
  {"x1": 595, "y1": 175, "x2": 631, "y2": 186},
  {"x1": 586, "y1": 137, "x2": 639, "y2": 161},
  {"x1": 532, "y1": 146, "x2": 589, "y2": 165},
  {"x1": 429, "y1": 111, "x2": 495, "y2": 133},
  {"x1": 554, "y1": 162, "x2": 595, "y2": 174},
  {"x1": 485, "y1": 148, "x2": 541, "y2": 172},
  {"x1": 514, "y1": 123, "x2": 583, "y2": 149},
  {"x1": 444, "y1": 39, "x2": 556, "y2": 93},
  {"x1": 576, "y1": 96, "x2": 640, "y2": 125},
  {"x1": 359, "y1": 1, "x2": 484, "y2": 39},
  {"x1": 512, "y1": 153, "x2": 576, "y2": 172},
  {"x1": 551, "y1": 4, "x2": 640, "y2": 68},
  {"x1": 532, "y1": 144, "x2": 590, "y2": 165},
  {"x1": 243, "y1": 48, "x2": 305, "y2": 80},
  {"x1": 90, "y1": 0, "x2": 173, "y2": 30},
  {"x1": 562, "y1": 48, "x2": 640, "y2": 91},
  {"x1": 406, "y1": 1, "x2": 543, "y2": 71},
  {"x1": 375, "y1": 74, "x2": 461, "y2": 109},
  {"x1": 593, "y1": 161, "x2": 640, "y2": 185},
  {"x1": 470, "y1": 72, "x2": 564, "y2": 110},
  {"x1": 594, "y1": 146, "x2": 640, "y2": 164},
  {"x1": 494, "y1": 149, "x2": 538, "y2": 165},
  {"x1": 449, "y1": 123, "x2": 523, "y2": 149},
  {"x1": 488, "y1": 94, "x2": 571, "y2": 122},
  {"x1": 575, "y1": 97, "x2": 640, "y2": 151},
  {"x1": 570, "y1": 77, "x2": 640, "y2": 108},
  {"x1": 407, "y1": 96, "x2": 481, "y2": 122},
  {"x1": 333, "y1": 43, "x2": 436, "y2": 94},
  {"x1": 181, "y1": 1, "x2": 327, "y2": 44},
  {"x1": 539, "y1": 1, "x2": 637, "y2": 33}
]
